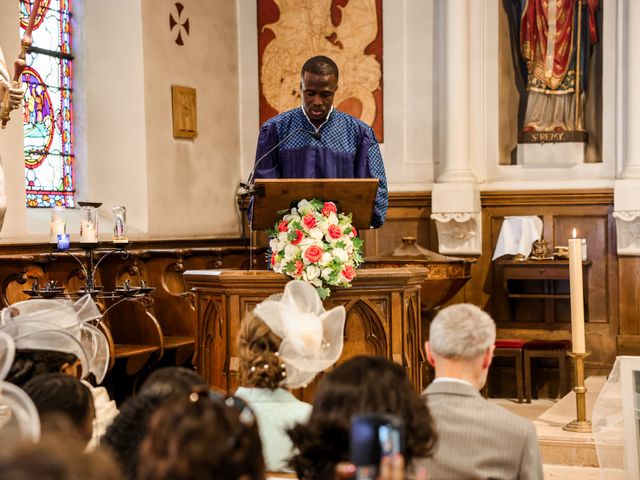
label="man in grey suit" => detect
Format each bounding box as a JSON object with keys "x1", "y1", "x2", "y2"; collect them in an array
[{"x1": 423, "y1": 304, "x2": 543, "y2": 480}]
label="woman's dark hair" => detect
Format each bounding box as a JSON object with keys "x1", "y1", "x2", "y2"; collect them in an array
[
  {"x1": 101, "y1": 367, "x2": 206, "y2": 480},
  {"x1": 288, "y1": 355, "x2": 437, "y2": 480},
  {"x1": 22, "y1": 373, "x2": 94, "y2": 444},
  {"x1": 0, "y1": 433, "x2": 122, "y2": 480},
  {"x1": 138, "y1": 366, "x2": 207, "y2": 398},
  {"x1": 238, "y1": 312, "x2": 285, "y2": 390},
  {"x1": 6, "y1": 349, "x2": 78, "y2": 387},
  {"x1": 137, "y1": 394, "x2": 265, "y2": 480}
]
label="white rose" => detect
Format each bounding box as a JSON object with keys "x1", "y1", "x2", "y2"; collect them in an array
[
  {"x1": 305, "y1": 265, "x2": 321, "y2": 280},
  {"x1": 298, "y1": 237, "x2": 315, "y2": 247},
  {"x1": 333, "y1": 248, "x2": 349, "y2": 263},
  {"x1": 269, "y1": 238, "x2": 279, "y2": 251},
  {"x1": 328, "y1": 212, "x2": 339, "y2": 225},
  {"x1": 277, "y1": 240, "x2": 286, "y2": 252},
  {"x1": 308, "y1": 227, "x2": 323, "y2": 239},
  {"x1": 284, "y1": 244, "x2": 300, "y2": 260},
  {"x1": 309, "y1": 277, "x2": 322, "y2": 287},
  {"x1": 278, "y1": 232, "x2": 288, "y2": 242},
  {"x1": 283, "y1": 213, "x2": 300, "y2": 222},
  {"x1": 321, "y1": 267, "x2": 333, "y2": 280},
  {"x1": 319, "y1": 252, "x2": 332, "y2": 266},
  {"x1": 273, "y1": 262, "x2": 283, "y2": 273}
]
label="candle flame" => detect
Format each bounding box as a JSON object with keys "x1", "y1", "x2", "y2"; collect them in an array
[{"x1": 572, "y1": 228, "x2": 577, "y2": 239}]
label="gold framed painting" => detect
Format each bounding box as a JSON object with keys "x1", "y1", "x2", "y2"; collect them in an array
[{"x1": 171, "y1": 85, "x2": 197, "y2": 139}]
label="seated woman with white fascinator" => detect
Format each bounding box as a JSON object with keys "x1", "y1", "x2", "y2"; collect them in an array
[{"x1": 235, "y1": 280, "x2": 346, "y2": 473}]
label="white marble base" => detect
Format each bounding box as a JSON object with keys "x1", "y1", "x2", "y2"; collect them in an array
[
  {"x1": 431, "y1": 183, "x2": 481, "y2": 255},
  {"x1": 614, "y1": 180, "x2": 640, "y2": 255},
  {"x1": 518, "y1": 142, "x2": 585, "y2": 167}
]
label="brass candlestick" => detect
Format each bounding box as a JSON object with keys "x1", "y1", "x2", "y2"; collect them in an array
[{"x1": 563, "y1": 351, "x2": 592, "y2": 433}]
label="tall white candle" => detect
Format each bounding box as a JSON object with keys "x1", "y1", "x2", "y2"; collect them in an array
[
  {"x1": 80, "y1": 221, "x2": 98, "y2": 243},
  {"x1": 568, "y1": 228, "x2": 586, "y2": 353}
]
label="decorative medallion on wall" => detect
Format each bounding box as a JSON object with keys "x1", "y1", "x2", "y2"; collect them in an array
[
  {"x1": 171, "y1": 86, "x2": 197, "y2": 139},
  {"x1": 170, "y1": 2, "x2": 190, "y2": 46},
  {"x1": 257, "y1": 0, "x2": 384, "y2": 141}
]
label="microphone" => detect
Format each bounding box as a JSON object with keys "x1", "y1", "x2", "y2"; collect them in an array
[{"x1": 244, "y1": 127, "x2": 321, "y2": 189}]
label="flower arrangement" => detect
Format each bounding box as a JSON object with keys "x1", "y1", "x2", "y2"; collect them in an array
[{"x1": 267, "y1": 199, "x2": 364, "y2": 299}]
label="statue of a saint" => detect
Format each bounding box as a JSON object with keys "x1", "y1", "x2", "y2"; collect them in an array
[
  {"x1": 512, "y1": 0, "x2": 599, "y2": 133},
  {"x1": 0, "y1": 46, "x2": 27, "y2": 232}
]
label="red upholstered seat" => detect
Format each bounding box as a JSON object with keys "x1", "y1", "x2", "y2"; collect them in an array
[
  {"x1": 495, "y1": 339, "x2": 527, "y2": 349},
  {"x1": 523, "y1": 339, "x2": 572, "y2": 351}
]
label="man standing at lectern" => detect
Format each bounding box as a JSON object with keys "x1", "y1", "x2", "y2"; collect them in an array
[{"x1": 252, "y1": 55, "x2": 388, "y2": 228}]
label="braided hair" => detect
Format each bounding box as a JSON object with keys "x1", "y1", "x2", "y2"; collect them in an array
[{"x1": 238, "y1": 312, "x2": 286, "y2": 390}]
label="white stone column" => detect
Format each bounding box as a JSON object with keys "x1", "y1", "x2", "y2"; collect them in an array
[
  {"x1": 622, "y1": 0, "x2": 640, "y2": 179},
  {"x1": 431, "y1": 0, "x2": 480, "y2": 255},
  {"x1": 438, "y1": 0, "x2": 476, "y2": 183}
]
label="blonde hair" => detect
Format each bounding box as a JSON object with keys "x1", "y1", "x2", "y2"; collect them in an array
[{"x1": 238, "y1": 312, "x2": 285, "y2": 390}]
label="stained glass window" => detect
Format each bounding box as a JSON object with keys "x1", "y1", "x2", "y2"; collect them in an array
[{"x1": 20, "y1": 0, "x2": 75, "y2": 208}]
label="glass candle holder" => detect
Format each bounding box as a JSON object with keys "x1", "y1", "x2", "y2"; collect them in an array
[
  {"x1": 49, "y1": 206, "x2": 67, "y2": 243},
  {"x1": 80, "y1": 206, "x2": 99, "y2": 243},
  {"x1": 112, "y1": 206, "x2": 128, "y2": 243}
]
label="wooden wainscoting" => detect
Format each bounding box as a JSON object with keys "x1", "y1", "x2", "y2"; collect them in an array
[{"x1": 479, "y1": 190, "x2": 618, "y2": 376}]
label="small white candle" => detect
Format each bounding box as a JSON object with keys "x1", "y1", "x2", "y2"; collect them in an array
[
  {"x1": 80, "y1": 221, "x2": 98, "y2": 243},
  {"x1": 568, "y1": 228, "x2": 586, "y2": 353}
]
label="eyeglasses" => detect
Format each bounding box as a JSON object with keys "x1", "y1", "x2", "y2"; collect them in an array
[{"x1": 189, "y1": 386, "x2": 256, "y2": 427}]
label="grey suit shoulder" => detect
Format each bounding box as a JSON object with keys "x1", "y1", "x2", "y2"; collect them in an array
[{"x1": 422, "y1": 381, "x2": 543, "y2": 480}]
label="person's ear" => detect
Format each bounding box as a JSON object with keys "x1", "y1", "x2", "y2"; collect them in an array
[
  {"x1": 481, "y1": 345, "x2": 495, "y2": 370},
  {"x1": 425, "y1": 341, "x2": 436, "y2": 367},
  {"x1": 59, "y1": 360, "x2": 81, "y2": 378}
]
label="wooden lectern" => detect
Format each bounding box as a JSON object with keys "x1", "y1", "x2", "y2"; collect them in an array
[
  {"x1": 185, "y1": 178, "x2": 430, "y2": 397},
  {"x1": 251, "y1": 178, "x2": 379, "y2": 230}
]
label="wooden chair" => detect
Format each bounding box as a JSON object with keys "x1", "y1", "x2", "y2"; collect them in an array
[
  {"x1": 491, "y1": 339, "x2": 526, "y2": 403},
  {"x1": 523, "y1": 339, "x2": 571, "y2": 403}
]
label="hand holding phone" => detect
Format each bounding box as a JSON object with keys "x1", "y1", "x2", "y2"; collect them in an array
[{"x1": 350, "y1": 414, "x2": 405, "y2": 480}]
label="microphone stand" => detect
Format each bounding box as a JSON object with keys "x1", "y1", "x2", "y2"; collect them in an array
[{"x1": 240, "y1": 127, "x2": 321, "y2": 270}]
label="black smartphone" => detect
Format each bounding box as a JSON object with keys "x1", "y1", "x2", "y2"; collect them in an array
[{"x1": 350, "y1": 413, "x2": 405, "y2": 480}]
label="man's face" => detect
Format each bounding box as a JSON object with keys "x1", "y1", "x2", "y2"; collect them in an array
[{"x1": 301, "y1": 71, "x2": 338, "y2": 126}]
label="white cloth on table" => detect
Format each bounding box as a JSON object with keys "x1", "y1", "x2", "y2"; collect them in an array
[{"x1": 492, "y1": 216, "x2": 543, "y2": 260}]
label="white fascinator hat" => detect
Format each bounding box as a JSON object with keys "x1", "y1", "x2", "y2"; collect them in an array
[
  {"x1": 0, "y1": 295, "x2": 109, "y2": 383},
  {"x1": 0, "y1": 331, "x2": 41, "y2": 442},
  {"x1": 253, "y1": 280, "x2": 346, "y2": 388}
]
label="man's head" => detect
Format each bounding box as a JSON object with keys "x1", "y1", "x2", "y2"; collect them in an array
[
  {"x1": 300, "y1": 56, "x2": 339, "y2": 127},
  {"x1": 425, "y1": 304, "x2": 496, "y2": 388}
]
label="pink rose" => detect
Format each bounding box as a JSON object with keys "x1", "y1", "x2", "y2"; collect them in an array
[
  {"x1": 278, "y1": 220, "x2": 289, "y2": 232},
  {"x1": 294, "y1": 260, "x2": 304, "y2": 276},
  {"x1": 342, "y1": 265, "x2": 356, "y2": 281},
  {"x1": 302, "y1": 214, "x2": 317, "y2": 229},
  {"x1": 322, "y1": 202, "x2": 337, "y2": 216},
  {"x1": 304, "y1": 245, "x2": 323, "y2": 263},
  {"x1": 349, "y1": 226, "x2": 358, "y2": 238},
  {"x1": 291, "y1": 229, "x2": 304, "y2": 245},
  {"x1": 271, "y1": 254, "x2": 277, "y2": 267},
  {"x1": 328, "y1": 224, "x2": 342, "y2": 239}
]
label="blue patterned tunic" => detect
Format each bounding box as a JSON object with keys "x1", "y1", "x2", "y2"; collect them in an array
[{"x1": 253, "y1": 107, "x2": 388, "y2": 228}]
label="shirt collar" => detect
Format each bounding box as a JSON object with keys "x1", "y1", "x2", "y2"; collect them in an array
[
  {"x1": 432, "y1": 377, "x2": 475, "y2": 388},
  {"x1": 300, "y1": 105, "x2": 334, "y2": 133}
]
